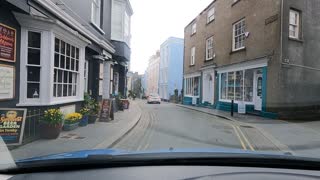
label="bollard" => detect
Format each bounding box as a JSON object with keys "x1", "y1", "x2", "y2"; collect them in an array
[{"x1": 231, "y1": 100, "x2": 234, "y2": 117}]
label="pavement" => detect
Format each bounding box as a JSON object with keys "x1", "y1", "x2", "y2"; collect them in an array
[
  {"x1": 176, "y1": 104, "x2": 320, "y2": 158},
  {"x1": 11, "y1": 100, "x2": 142, "y2": 160}
]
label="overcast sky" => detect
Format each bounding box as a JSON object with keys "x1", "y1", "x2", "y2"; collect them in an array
[{"x1": 129, "y1": 0, "x2": 213, "y2": 74}]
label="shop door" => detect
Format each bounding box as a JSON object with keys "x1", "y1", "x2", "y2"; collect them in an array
[{"x1": 254, "y1": 72, "x2": 263, "y2": 111}]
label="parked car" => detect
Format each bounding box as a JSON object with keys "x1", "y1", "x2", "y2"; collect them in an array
[{"x1": 147, "y1": 93, "x2": 161, "y2": 104}]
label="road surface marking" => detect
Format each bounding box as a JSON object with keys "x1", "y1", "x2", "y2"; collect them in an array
[
  {"x1": 236, "y1": 126, "x2": 255, "y2": 151},
  {"x1": 232, "y1": 125, "x2": 247, "y2": 150}
]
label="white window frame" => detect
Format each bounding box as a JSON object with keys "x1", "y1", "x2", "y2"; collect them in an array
[
  {"x1": 17, "y1": 15, "x2": 88, "y2": 106},
  {"x1": 26, "y1": 31, "x2": 42, "y2": 100},
  {"x1": 91, "y1": 0, "x2": 101, "y2": 27},
  {"x1": 289, "y1": 9, "x2": 300, "y2": 39},
  {"x1": 84, "y1": 60, "x2": 89, "y2": 93},
  {"x1": 53, "y1": 38, "x2": 80, "y2": 98},
  {"x1": 206, "y1": 36, "x2": 214, "y2": 60},
  {"x1": 191, "y1": 23, "x2": 197, "y2": 35},
  {"x1": 232, "y1": 18, "x2": 246, "y2": 51},
  {"x1": 184, "y1": 76, "x2": 200, "y2": 97},
  {"x1": 207, "y1": 6, "x2": 215, "y2": 23},
  {"x1": 190, "y1": 47, "x2": 195, "y2": 65}
]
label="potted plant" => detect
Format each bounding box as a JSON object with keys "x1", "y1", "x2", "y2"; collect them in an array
[
  {"x1": 88, "y1": 100, "x2": 100, "y2": 124},
  {"x1": 79, "y1": 107, "x2": 90, "y2": 126},
  {"x1": 63, "y1": 112, "x2": 82, "y2": 131},
  {"x1": 39, "y1": 109, "x2": 63, "y2": 139},
  {"x1": 83, "y1": 93, "x2": 100, "y2": 124}
]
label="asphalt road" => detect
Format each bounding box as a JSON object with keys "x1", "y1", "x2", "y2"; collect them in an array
[{"x1": 112, "y1": 100, "x2": 280, "y2": 152}]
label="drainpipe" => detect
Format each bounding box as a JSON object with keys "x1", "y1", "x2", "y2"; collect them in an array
[{"x1": 280, "y1": 0, "x2": 284, "y2": 64}]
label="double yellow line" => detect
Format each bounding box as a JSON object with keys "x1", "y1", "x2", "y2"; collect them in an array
[{"x1": 232, "y1": 125, "x2": 255, "y2": 151}]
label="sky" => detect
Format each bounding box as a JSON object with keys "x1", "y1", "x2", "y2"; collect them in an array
[{"x1": 129, "y1": 0, "x2": 213, "y2": 74}]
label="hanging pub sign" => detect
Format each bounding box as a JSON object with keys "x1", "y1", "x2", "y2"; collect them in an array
[
  {"x1": 0, "y1": 23, "x2": 16, "y2": 62},
  {"x1": 0, "y1": 109, "x2": 27, "y2": 145}
]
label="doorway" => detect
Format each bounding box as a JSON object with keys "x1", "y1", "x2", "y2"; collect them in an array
[{"x1": 253, "y1": 70, "x2": 263, "y2": 111}]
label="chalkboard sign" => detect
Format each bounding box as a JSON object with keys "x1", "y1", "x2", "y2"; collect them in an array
[
  {"x1": 99, "y1": 99, "x2": 111, "y2": 122},
  {"x1": 0, "y1": 109, "x2": 27, "y2": 145}
]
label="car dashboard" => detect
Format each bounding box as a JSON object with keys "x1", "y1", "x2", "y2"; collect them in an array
[{"x1": 3, "y1": 166, "x2": 320, "y2": 180}]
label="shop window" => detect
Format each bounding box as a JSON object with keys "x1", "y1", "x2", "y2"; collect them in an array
[
  {"x1": 220, "y1": 69, "x2": 256, "y2": 102},
  {"x1": 227, "y1": 72, "x2": 235, "y2": 100},
  {"x1": 185, "y1": 76, "x2": 200, "y2": 96},
  {"x1": 221, "y1": 73, "x2": 227, "y2": 99},
  {"x1": 235, "y1": 71, "x2": 244, "y2": 101},
  {"x1": 244, "y1": 69, "x2": 254, "y2": 102},
  {"x1": 53, "y1": 38, "x2": 79, "y2": 97},
  {"x1": 27, "y1": 31, "x2": 41, "y2": 99}
]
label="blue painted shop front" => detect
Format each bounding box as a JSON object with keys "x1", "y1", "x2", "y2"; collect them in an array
[{"x1": 215, "y1": 66, "x2": 278, "y2": 119}]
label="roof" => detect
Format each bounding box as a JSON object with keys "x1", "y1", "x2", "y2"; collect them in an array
[{"x1": 184, "y1": 0, "x2": 216, "y2": 29}]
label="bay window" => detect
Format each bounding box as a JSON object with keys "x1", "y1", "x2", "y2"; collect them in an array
[
  {"x1": 53, "y1": 38, "x2": 79, "y2": 98},
  {"x1": 219, "y1": 69, "x2": 256, "y2": 102},
  {"x1": 27, "y1": 31, "x2": 41, "y2": 99},
  {"x1": 185, "y1": 76, "x2": 200, "y2": 96},
  {"x1": 17, "y1": 13, "x2": 88, "y2": 106}
]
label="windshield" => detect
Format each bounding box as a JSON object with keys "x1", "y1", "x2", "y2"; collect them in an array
[{"x1": 1, "y1": 0, "x2": 320, "y2": 171}]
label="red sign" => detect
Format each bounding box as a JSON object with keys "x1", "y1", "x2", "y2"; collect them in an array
[
  {"x1": 0, "y1": 24, "x2": 16, "y2": 62},
  {"x1": 99, "y1": 99, "x2": 111, "y2": 122}
]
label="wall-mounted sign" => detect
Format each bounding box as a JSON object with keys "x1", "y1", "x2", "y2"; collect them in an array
[
  {"x1": 0, "y1": 65, "x2": 15, "y2": 100},
  {"x1": 0, "y1": 24, "x2": 16, "y2": 62},
  {"x1": 0, "y1": 109, "x2": 27, "y2": 145}
]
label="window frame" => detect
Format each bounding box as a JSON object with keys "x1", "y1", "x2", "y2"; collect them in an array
[
  {"x1": 206, "y1": 36, "x2": 214, "y2": 61},
  {"x1": 289, "y1": 9, "x2": 301, "y2": 39},
  {"x1": 232, "y1": 18, "x2": 246, "y2": 51},
  {"x1": 53, "y1": 38, "x2": 80, "y2": 98},
  {"x1": 91, "y1": 0, "x2": 102, "y2": 27},
  {"x1": 207, "y1": 6, "x2": 215, "y2": 23},
  {"x1": 190, "y1": 47, "x2": 196, "y2": 65},
  {"x1": 191, "y1": 23, "x2": 197, "y2": 35},
  {"x1": 26, "y1": 31, "x2": 42, "y2": 100},
  {"x1": 184, "y1": 76, "x2": 200, "y2": 97}
]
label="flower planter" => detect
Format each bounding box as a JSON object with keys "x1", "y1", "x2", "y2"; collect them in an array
[
  {"x1": 39, "y1": 122, "x2": 62, "y2": 139},
  {"x1": 79, "y1": 115, "x2": 89, "y2": 127},
  {"x1": 63, "y1": 122, "x2": 79, "y2": 131},
  {"x1": 88, "y1": 115, "x2": 98, "y2": 124}
]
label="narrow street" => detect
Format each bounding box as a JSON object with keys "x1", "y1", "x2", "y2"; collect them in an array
[{"x1": 112, "y1": 100, "x2": 280, "y2": 152}]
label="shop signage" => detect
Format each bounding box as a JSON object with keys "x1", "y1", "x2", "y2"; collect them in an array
[
  {"x1": 0, "y1": 24, "x2": 16, "y2": 62},
  {"x1": 0, "y1": 65, "x2": 15, "y2": 100},
  {"x1": 0, "y1": 109, "x2": 27, "y2": 145},
  {"x1": 99, "y1": 99, "x2": 112, "y2": 122}
]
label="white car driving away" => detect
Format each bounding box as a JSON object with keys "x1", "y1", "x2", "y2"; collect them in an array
[{"x1": 147, "y1": 93, "x2": 161, "y2": 104}]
